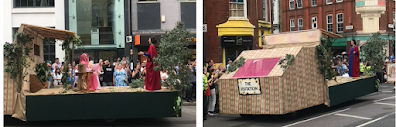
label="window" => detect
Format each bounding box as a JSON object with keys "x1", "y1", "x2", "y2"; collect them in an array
[
  {"x1": 289, "y1": 0, "x2": 295, "y2": 10},
  {"x1": 34, "y1": 44, "x2": 40, "y2": 56},
  {"x1": 107, "y1": 3, "x2": 114, "y2": 27},
  {"x1": 311, "y1": 17, "x2": 317, "y2": 29},
  {"x1": 263, "y1": 0, "x2": 267, "y2": 21},
  {"x1": 336, "y1": 0, "x2": 343, "y2": 3},
  {"x1": 229, "y1": 0, "x2": 245, "y2": 18},
  {"x1": 43, "y1": 38, "x2": 55, "y2": 63},
  {"x1": 326, "y1": 0, "x2": 332, "y2": 4},
  {"x1": 14, "y1": 0, "x2": 54, "y2": 8},
  {"x1": 296, "y1": 0, "x2": 302, "y2": 8},
  {"x1": 92, "y1": 5, "x2": 100, "y2": 28},
  {"x1": 297, "y1": 18, "x2": 303, "y2": 31},
  {"x1": 138, "y1": 0, "x2": 157, "y2": 1},
  {"x1": 336, "y1": 13, "x2": 343, "y2": 33},
  {"x1": 311, "y1": 0, "x2": 317, "y2": 6},
  {"x1": 327, "y1": 15, "x2": 333, "y2": 32},
  {"x1": 290, "y1": 19, "x2": 295, "y2": 31}
]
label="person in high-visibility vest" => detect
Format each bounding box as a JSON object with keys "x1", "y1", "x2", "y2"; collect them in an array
[
  {"x1": 203, "y1": 69, "x2": 209, "y2": 120},
  {"x1": 360, "y1": 62, "x2": 365, "y2": 76},
  {"x1": 364, "y1": 62, "x2": 371, "y2": 76}
]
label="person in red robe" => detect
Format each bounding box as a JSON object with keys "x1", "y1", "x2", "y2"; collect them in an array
[
  {"x1": 348, "y1": 40, "x2": 360, "y2": 78},
  {"x1": 138, "y1": 37, "x2": 161, "y2": 91}
]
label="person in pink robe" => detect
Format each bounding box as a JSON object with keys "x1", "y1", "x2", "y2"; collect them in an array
[
  {"x1": 80, "y1": 53, "x2": 98, "y2": 91},
  {"x1": 138, "y1": 37, "x2": 161, "y2": 91}
]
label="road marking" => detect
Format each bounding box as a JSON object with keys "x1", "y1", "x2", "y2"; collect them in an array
[
  {"x1": 374, "y1": 102, "x2": 395, "y2": 106},
  {"x1": 380, "y1": 91, "x2": 393, "y2": 93},
  {"x1": 282, "y1": 108, "x2": 350, "y2": 127},
  {"x1": 373, "y1": 96, "x2": 395, "y2": 103},
  {"x1": 356, "y1": 112, "x2": 395, "y2": 127},
  {"x1": 334, "y1": 113, "x2": 372, "y2": 120}
]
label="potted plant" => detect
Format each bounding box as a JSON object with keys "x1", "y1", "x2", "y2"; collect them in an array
[{"x1": 35, "y1": 62, "x2": 50, "y2": 87}]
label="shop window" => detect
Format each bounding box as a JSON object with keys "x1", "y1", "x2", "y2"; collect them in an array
[
  {"x1": 336, "y1": 13, "x2": 343, "y2": 33},
  {"x1": 229, "y1": 0, "x2": 246, "y2": 19},
  {"x1": 92, "y1": 5, "x2": 100, "y2": 28},
  {"x1": 14, "y1": 0, "x2": 54, "y2": 8},
  {"x1": 327, "y1": 14, "x2": 333, "y2": 32}
]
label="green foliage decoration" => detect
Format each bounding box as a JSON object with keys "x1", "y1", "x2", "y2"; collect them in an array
[
  {"x1": 361, "y1": 32, "x2": 387, "y2": 74},
  {"x1": 60, "y1": 35, "x2": 83, "y2": 89},
  {"x1": 227, "y1": 57, "x2": 246, "y2": 73},
  {"x1": 315, "y1": 37, "x2": 335, "y2": 80},
  {"x1": 173, "y1": 95, "x2": 182, "y2": 117},
  {"x1": 129, "y1": 78, "x2": 145, "y2": 89},
  {"x1": 154, "y1": 22, "x2": 192, "y2": 91},
  {"x1": 34, "y1": 62, "x2": 50, "y2": 83},
  {"x1": 4, "y1": 32, "x2": 34, "y2": 93},
  {"x1": 278, "y1": 54, "x2": 295, "y2": 70}
]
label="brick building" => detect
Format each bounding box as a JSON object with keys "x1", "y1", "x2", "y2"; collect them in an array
[
  {"x1": 281, "y1": 0, "x2": 394, "y2": 56},
  {"x1": 204, "y1": 0, "x2": 272, "y2": 66}
]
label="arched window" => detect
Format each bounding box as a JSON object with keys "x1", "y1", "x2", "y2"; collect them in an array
[
  {"x1": 107, "y1": 3, "x2": 114, "y2": 27},
  {"x1": 92, "y1": 5, "x2": 100, "y2": 27}
]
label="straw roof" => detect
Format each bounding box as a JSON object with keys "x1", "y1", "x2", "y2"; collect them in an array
[{"x1": 19, "y1": 24, "x2": 76, "y2": 40}]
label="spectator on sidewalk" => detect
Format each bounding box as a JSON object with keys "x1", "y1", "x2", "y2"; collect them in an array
[
  {"x1": 186, "y1": 60, "x2": 196, "y2": 102},
  {"x1": 203, "y1": 68, "x2": 209, "y2": 120},
  {"x1": 102, "y1": 60, "x2": 114, "y2": 86}
]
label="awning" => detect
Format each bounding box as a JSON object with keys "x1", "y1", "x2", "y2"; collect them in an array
[{"x1": 216, "y1": 19, "x2": 255, "y2": 36}]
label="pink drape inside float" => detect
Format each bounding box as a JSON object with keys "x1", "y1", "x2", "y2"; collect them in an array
[{"x1": 232, "y1": 58, "x2": 280, "y2": 79}]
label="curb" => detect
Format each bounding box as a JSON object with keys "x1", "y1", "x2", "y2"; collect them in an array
[{"x1": 182, "y1": 101, "x2": 196, "y2": 106}]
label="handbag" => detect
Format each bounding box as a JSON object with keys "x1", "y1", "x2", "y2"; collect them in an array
[{"x1": 205, "y1": 86, "x2": 210, "y2": 96}]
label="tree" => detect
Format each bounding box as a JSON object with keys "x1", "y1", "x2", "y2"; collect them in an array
[
  {"x1": 155, "y1": 22, "x2": 192, "y2": 91},
  {"x1": 361, "y1": 32, "x2": 387, "y2": 74},
  {"x1": 4, "y1": 33, "x2": 34, "y2": 93},
  {"x1": 315, "y1": 37, "x2": 335, "y2": 80}
]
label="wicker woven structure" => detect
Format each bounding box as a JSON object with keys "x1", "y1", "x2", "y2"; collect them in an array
[{"x1": 218, "y1": 30, "x2": 341, "y2": 115}]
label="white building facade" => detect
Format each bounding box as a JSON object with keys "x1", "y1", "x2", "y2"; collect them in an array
[{"x1": 3, "y1": 0, "x2": 66, "y2": 63}]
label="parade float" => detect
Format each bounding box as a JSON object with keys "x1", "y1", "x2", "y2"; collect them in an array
[
  {"x1": 4, "y1": 24, "x2": 181, "y2": 122},
  {"x1": 218, "y1": 29, "x2": 377, "y2": 116}
]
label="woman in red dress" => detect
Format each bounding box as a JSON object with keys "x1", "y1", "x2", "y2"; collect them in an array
[
  {"x1": 138, "y1": 37, "x2": 161, "y2": 91},
  {"x1": 348, "y1": 40, "x2": 360, "y2": 78}
]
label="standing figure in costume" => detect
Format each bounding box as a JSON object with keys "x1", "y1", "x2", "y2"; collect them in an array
[
  {"x1": 80, "y1": 54, "x2": 98, "y2": 91},
  {"x1": 138, "y1": 37, "x2": 161, "y2": 91},
  {"x1": 89, "y1": 61, "x2": 102, "y2": 90},
  {"x1": 348, "y1": 40, "x2": 360, "y2": 78},
  {"x1": 113, "y1": 63, "x2": 127, "y2": 86}
]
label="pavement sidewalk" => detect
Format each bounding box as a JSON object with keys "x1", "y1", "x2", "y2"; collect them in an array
[{"x1": 182, "y1": 100, "x2": 196, "y2": 106}]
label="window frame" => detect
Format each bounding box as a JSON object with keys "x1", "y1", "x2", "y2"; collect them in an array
[
  {"x1": 297, "y1": 18, "x2": 303, "y2": 31},
  {"x1": 336, "y1": 0, "x2": 343, "y2": 3},
  {"x1": 290, "y1": 19, "x2": 295, "y2": 31},
  {"x1": 13, "y1": 0, "x2": 55, "y2": 8},
  {"x1": 326, "y1": 14, "x2": 333, "y2": 32},
  {"x1": 229, "y1": 0, "x2": 247, "y2": 19},
  {"x1": 326, "y1": 0, "x2": 332, "y2": 5},
  {"x1": 311, "y1": 17, "x2": 317, "y2": 29},
  {"x1": 263, "y1": 0, "x2": 267, "y2": 21},
  {"x1": 311, "y1": 0, "x2": 317, "y2": 7},
  {"x1": 289, "y1": 0, "x2": 295, "y2": 10},
  {"x1": 336, "y1": 13, "x2": 343, "y2": 33},
  {"x1": 296, "y1": 0, "x2": 302, "y2": 9}
]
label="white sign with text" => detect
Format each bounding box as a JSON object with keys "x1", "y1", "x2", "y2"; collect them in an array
[{"x1": 238, "y1": 78, "x2": 261, "y2": 95}]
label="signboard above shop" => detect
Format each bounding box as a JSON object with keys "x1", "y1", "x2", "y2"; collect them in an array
[{"x1": 221, "y1": 36, "x2": 253, "y2": 47}]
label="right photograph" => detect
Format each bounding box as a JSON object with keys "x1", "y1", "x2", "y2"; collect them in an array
[{"x1": 203, "y1": 0, "x2": 395, "y2": 127}]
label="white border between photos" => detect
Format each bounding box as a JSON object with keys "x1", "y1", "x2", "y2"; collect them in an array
[
  {"x1": 196, "y1": 0, "x2": 203, "y2": 126},
  {"x1": 1, "y1": 0, "x2": 5, "y2": 125}
]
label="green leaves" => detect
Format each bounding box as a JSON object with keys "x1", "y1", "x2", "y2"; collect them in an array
[
  {"x1": 227, "y1": 57, "x2": 246, "y2": 73},
  {"x1": 34, "y1": 62, "x2": 50, "y2": 83},
  {"x1": 154, "y1": 22, "x2": 192, "y2": 91},
  {"x1": 129, "y1": 78, "x2": 145, "y2": 89},
  {"x1": 315, "y1": 37, "x2": 335, "y2": 80},
  {"x1": 361, "y1": 32, "x2": 387, "y2": 74},
  {"x1": 4, "y1": 32, "x2": 34, "y2": 93},
  {"x1": 278, "y1": 54, "x2": 295, "y2": 70}
]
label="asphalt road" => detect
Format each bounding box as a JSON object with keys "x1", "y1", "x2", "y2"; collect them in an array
[
  {"x1": 204, "y1": 83, "x2": 395, "y2": 127},
  {"x1": 4, "y1": 106, "x2": 196, "y2": 127}
]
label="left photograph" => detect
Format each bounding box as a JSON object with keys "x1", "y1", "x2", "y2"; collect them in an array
[{"x1": 3, "y1": 0, "x2": 197, "y2": 126}]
